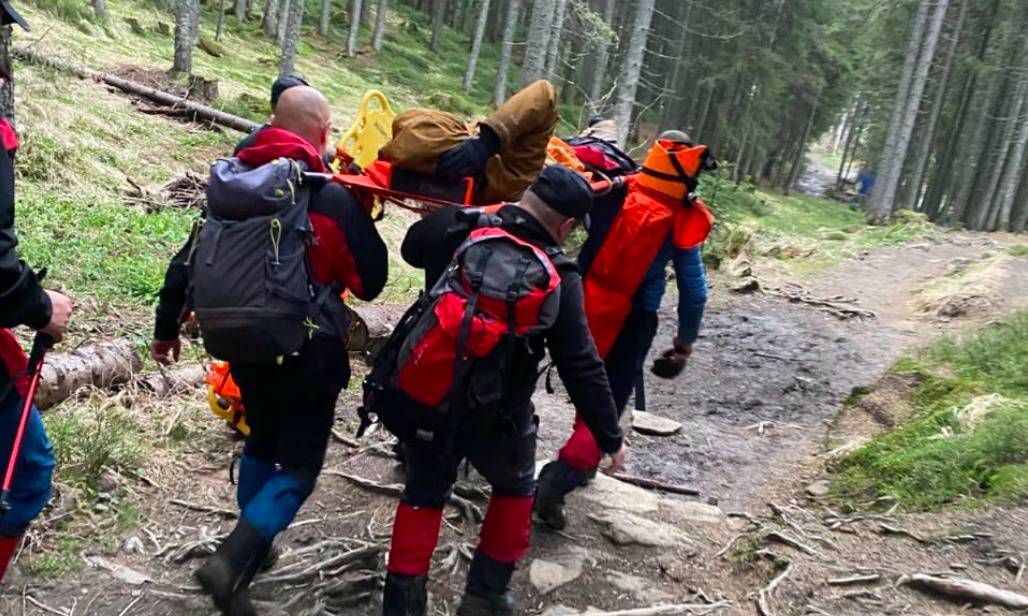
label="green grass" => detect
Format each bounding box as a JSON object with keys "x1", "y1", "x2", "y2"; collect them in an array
[
  {"x1": 1009, "y1": 244, "x2": 1028, "y2": 258},
  {"x1": 22, "y1": 537, "x2": 84, "y2": 577},
  {"x1": 45, "y1": 397, "x2": 145, "y2": 491},
  {"x1": 699, "y1": 174, "x2": 934, "y2": 273},
  {"x1": 832, "y1": 311, "x2": 1028, "y2": 511}
]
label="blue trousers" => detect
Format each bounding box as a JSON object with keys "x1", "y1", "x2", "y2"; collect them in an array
[
  {"x1": 0, "y1": 390, "x2": 54, "y2": 536},
  {"x1": 230, "y1": 337, "x2": 348, "y2": 541}
]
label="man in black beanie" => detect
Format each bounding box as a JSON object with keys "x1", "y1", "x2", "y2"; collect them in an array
[
  {"x1": 232, "y1": 74, "x2": 309, "y2": 155},
  {"x1": 384, "y1": 165, "x2": 626, "y2": 616}
]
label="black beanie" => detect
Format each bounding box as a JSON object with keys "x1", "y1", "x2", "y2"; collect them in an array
[{"x1": 529, "y1": 165, "x2": 594, "y2": 220}]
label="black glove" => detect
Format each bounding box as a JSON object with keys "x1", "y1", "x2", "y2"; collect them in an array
[
  {"x1": 436, "y1": 125, "x2": 501, "y2": 180},
  {"x1": 651, "y1": 349, "x2": 686, "y2": 379},
  {"x1": 650, "y1": 338, "x2": 692, "y2": 379}
]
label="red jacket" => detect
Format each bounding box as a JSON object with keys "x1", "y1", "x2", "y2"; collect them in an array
[{"x1": 582, "y1": 175, "x2": 713, "y2": 358}]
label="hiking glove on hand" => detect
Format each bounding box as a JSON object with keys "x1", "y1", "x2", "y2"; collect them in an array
[
  {"x1": 436, "y1": 126, "x2": 501, "y2": 180},
  {"x1": 651, "y1": 349, "x2": 686, "y2": 379},
  {"x1": 651, "y1": 339, "x2": 692, "y2": 379}
]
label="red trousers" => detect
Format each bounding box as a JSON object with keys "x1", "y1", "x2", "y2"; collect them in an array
[
  {"x1": 387, "y1": 410, "x2": 538, "y2": 576},
  {"x1": 558, "y1": 309, "x2": 658, "y2": 471}
]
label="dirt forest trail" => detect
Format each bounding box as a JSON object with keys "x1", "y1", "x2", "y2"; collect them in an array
[{"x1": 2, "y1": 234, "x2": 1028, "y2": 616}]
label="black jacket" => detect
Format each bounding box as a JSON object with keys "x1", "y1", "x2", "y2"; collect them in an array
[
  {"x1": 0, "y1": 128, "x2": 51, "y2": 394},
  {"x1": 401, "y1": 205, "x2": 624, "y2": 454}
]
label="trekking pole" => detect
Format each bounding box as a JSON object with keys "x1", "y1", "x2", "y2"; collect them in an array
[{"x1": 0, "y1": 332, "x2": 53, "y2": 516}]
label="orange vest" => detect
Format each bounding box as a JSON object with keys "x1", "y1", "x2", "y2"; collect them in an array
[{"x1": 583, "y1": 175, "x2": 713, "y2": 358}]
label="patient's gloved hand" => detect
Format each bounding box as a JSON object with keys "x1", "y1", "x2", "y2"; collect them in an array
[{"x1": 436, "y1": 125, "x2": 500, "y2": 180}]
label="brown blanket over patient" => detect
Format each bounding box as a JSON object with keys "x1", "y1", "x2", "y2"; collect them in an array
[{"x1": 378, "y1": 80, "x2": 557, "y2": 203}]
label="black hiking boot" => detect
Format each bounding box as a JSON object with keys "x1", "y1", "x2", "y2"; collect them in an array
[
  {"x1": 260, "y1": 544, "x2": 280, "y2": 572},
  {"x1": 382, "y1": 572, "x2": 428, "y2": 616},
  {"x1": 195, "y1": 520, "x2": 271, "y2": 616},
  {"x1": 456, "y1": 552, "x2": 515, "y2": 616},
  {"x1": 534, "y1": 460, "x2": 587, "y2": 531}
]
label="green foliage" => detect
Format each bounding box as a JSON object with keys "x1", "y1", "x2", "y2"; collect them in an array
[
  {"x1": 45, "y1": 399, "x2": 144, "y2": 491},
  {"x1": 25, "y1": 0, "x2": 96, "y2": 26},
  {"x1": 833, "y1": 311, "x2": 1028, "y2": 510},
  {"x1": 16, "y1": 187, "x2": 193, "y2": 303},
  {"x1": 1008, "y1": 245, "x2": 1028, "y2": 258},
  {"x1": 23, "y1": 538, "x2": 84, "y2": 577}
]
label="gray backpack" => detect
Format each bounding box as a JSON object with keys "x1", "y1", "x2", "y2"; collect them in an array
[{"x1": 189, "y1": 157, "x2": 316, "y2": 363}]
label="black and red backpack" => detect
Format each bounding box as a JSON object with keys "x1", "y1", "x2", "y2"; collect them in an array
[{"x1": 358, "y1": 211, "x2": 563, "y2": 447}]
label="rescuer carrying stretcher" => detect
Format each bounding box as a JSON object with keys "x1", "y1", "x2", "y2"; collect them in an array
[{"x1": 536, "y1": 129, "x2": 716, "y2": 531}]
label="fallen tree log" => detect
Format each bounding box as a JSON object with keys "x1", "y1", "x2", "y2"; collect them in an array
[
  {"x1": 138, "y1": 364, "x2": 206, "y2": 398},
  {"x1": 12, "y1": 46, "x2": 259, "y2": 134},
  {"x1": 899, "y1": 573, "x2": 1028, "y2": 609},
  {"x1": 36, "y1": 339, "x2": 142, "y2": 409},
  {"x1": 347, "y1": 304, "x2": 409, "y2": 355}
]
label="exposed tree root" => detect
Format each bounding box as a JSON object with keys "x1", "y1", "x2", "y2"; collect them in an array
[{"x1": 899, "y1": 574, "x2": 1028, "y2": 609}]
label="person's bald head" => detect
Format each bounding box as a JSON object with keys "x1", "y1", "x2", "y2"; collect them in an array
[{"x1": 270, "y1": 86, "x2": 332, "y2": 153}]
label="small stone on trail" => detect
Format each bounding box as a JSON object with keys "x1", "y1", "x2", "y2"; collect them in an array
[
  {"x1": 122, "y1": 536, "x2": 145, "y2": 555},
  {"x1": 98, "y1": 472, "x2": 119, "y2": 494},
  {"x1": 541, "y1": 606, "x2": 580, "y2": 616},
  {"x1": 806, "y1": 479, "x2": 831, "y2": 498},
  {"x1": 589, "y1": 511, "x2": 693, "y2": 547},
  {"x1": 731, "y1": 277, "x2": 761, "y2": 294},
  {"x1": 606, "y1": 571, "x2": 672, "y2": 603},
  {"x1": 530, "y1": 558, "x2": 583, "y2": 594},
  {"x1": 632, "y1": 411, "x2": 683, "y2": 436}
]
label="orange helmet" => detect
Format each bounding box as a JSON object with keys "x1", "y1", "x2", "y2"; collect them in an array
[{"x1": 637, "y1": 134, "x2": 716, "y2": 202}]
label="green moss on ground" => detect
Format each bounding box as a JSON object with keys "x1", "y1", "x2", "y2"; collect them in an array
[{"x1": 832, "y1": 311, "x2": 1028, "y2": 511}]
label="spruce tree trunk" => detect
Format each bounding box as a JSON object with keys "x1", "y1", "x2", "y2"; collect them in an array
[
  {"x1": 279, "y1": 0, "x2": 305, "y2": 77},
  {"x1": 613, "y1": 0, "x2": 655, "y2": 147},
  {"x1": 360, "y1": 0, "x2": 370, "y2": 26},
  {"x1": 172, "y1": 0, "x2": 198, "y2": 75},
  {"x1": 371, "y1": 0, "x2": 388, "y2": 51},
  {"x1": 493, "y1": 0, "x2": 519, "y2": 106},
  {"x1": 430, "y1": 0, "x2": 446, "y2": 52},
  {"x1": 216, "y1": 0, "x2": 227, "y2": 41},
  {"x1": 543, "y1": 0, "x2": 567, "y2": 82},
  {"x1": 657, "y1": 1, "x2": 691, "y2": 133},
  {"x1": 262, "y1": 0, "x2": 280, "y2": 36},
  {"x1": 900, "y1": 0, "x2": 968, "y2": 211},
  {"x1": 320, "y1": 0, "x2": 332, "y2": 36},
  {"x1": 347, "y1": 0, "x2": 363, "y2": 55},
  {"x1": 0, "y1": 26, "x2": 13, "y2": 125},
  {"x1": 462, "y1": 0, "x2": 490, "y2": 91},
  {"x1": 1012, "y1": 174, "x2": 1028, "y2": 232},
  {"x1": 869, "y1": 0, "x2": 949, "y2": 222},
  {"x1": 519, "y1": 0, "x2": 554, "y2": 88},
  {"x1": 867, "y1": 0, "x2": 932, "y2": 222},
  {"x1": 993, "y1": 79, "x2": 1028, "y2": 231},
  {"x1": 235, "y1": 0, "x2": 247, "y2": 21},
  {"x1": 944, "y1": 0, "x2": 1004, "y2": 225},
  {"x1": 93, "y1": 0, "x2": 107, "y2": 21},
  {"x1": 587, "y1": 0, "x2": 616, "y2": 111},
  {"x1": 277, "y1": 0, "x2": 291, "y2": 45},
  {"x1": 836, "y1": 97, "x2": 862, "y2": 189},
  {"x1": 972, "y1": 81, "x2": 1020, "y2": 230},
  {"x1": 784, "y1": 92, "x2": 819, "y2": 195}
]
